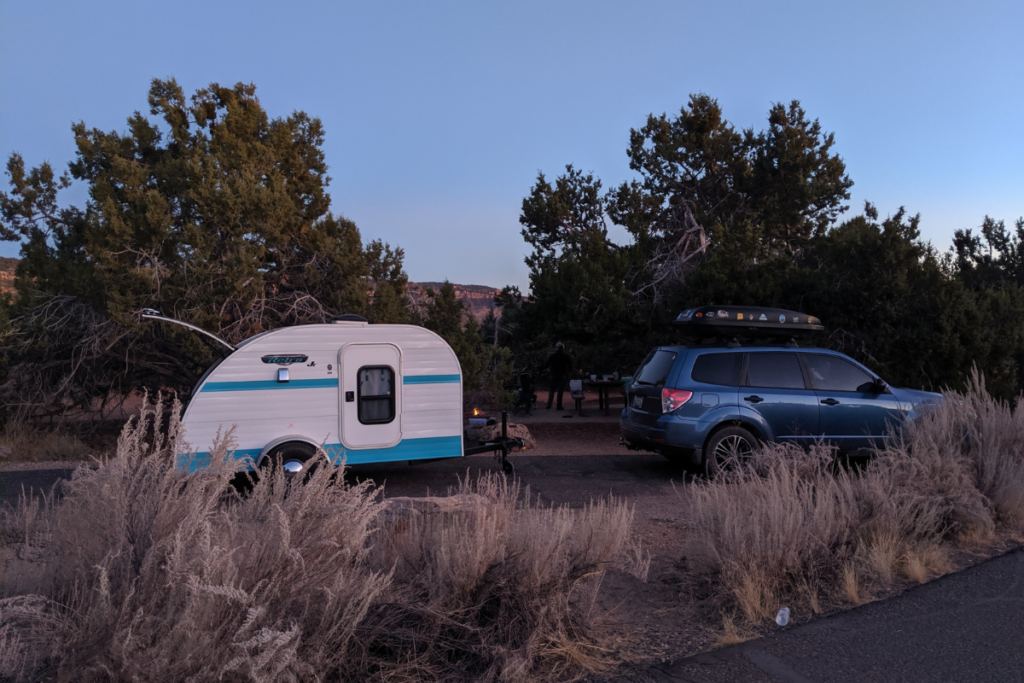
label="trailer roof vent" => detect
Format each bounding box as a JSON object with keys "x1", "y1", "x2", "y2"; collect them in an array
[{"x1": 331, "y1": 313, "x2": 369, "y2": 324}]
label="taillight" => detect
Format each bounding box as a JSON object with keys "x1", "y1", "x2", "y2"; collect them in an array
[{"x1": 661, "y1": 388, "x2": 693, "y2": 413}]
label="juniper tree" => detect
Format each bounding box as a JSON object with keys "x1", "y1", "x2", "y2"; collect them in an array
[{"x1": 0, "y1": 78, "x2": 408, "y2": 419}]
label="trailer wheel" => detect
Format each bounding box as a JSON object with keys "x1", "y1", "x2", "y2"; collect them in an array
[
  {"x1": 502, "y1": 459, "x2": 514, "y2": 475},
  {"x1": 262, "y1": 442, "x2": 318, "y2": 481}
]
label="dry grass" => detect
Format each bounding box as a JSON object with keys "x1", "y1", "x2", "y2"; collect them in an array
[
  {"x1": 840, "y1": 564, "x2": 863, "y2": 604},
  {"x1": 683, "y1": 372, "x2": 1024, "y2": 626},
  {"x1": 0, "y1": 398, "x2": 632, "y2": 682},
  {"x1": 714, "y1": 614, "x2": 758, "y2": 647},
  {"x1": 0, "y1": 421, "x2": 92, "y2": 463},
  {"x1": 621, "y1": 538, "x2": 652, "y2": 583}
]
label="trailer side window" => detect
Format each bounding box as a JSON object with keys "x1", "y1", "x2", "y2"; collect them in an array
[{"x1": 358, "y1": 366, "x2": 395, "y2": 424}]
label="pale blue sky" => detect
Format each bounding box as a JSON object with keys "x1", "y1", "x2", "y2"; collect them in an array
[{"x1": 1, "y1": 0, "x2": 1021, "y2": 290}]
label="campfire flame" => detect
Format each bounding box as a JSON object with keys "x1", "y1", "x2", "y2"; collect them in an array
[{"x1": 472, "y1": 408, "x2": 480, "y2": 417}]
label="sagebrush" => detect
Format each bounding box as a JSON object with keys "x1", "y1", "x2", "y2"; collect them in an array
[
  {"x1": 684, "y1": 372, "x2": 1024, "y2": 624},
  {"x1": 0, "y1": 399, "x2": 632, "y2": 682}
]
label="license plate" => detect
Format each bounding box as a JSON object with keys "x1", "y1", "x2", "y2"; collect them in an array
[{"x1": 632, "y1": 395, "x2": 644, "y2": 409}]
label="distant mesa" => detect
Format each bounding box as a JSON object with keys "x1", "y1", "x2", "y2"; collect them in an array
[
  {"x1": 406, "y1": 282, "x2": 501, "y2": 320},
  {"x1": 0, "y1": 257, "x2": 16, "y2": 298},
  {"x1": 0, "y1": 258, "x2": 502, "y2": 321}
]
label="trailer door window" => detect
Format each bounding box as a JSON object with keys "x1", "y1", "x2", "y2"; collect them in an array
[{"x1": 358, "y1": 366, "x2": 395, "y2": 424}]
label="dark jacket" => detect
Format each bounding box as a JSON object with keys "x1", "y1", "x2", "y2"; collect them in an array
[{"x1": 545, "y1": 349, "x2": 573, "y2": 379}]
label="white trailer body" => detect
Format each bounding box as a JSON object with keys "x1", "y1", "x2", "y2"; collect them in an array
[{"x1": 179, "y1": 320, "x2": 463, "y2": 471}]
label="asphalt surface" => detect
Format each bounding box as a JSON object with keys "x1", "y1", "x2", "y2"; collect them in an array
[
  {"x1": 0, "y1": 466, "x2": 80, "y2": 506},
  {"x1": 3, "y1": 456, "x2": 1022, "y2": 683},
  {"x1": 634, "y1": 547, "x2": 1024, "y2": 683},
  {"x1": 0, "y1": 452, "x2": 684, "y2": 508}
]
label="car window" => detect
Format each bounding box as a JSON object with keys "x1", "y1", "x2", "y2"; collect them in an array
[
  {"x1": 691, "y1": 353, "x2": 741, "y2": 386},
  {"x1": 804, "y1": 354, "x2": 875, "y2": 392},
  {"x1": 358, "y1": 365, "x2": 395, "y2": 424},
  {"x1": 635, "y1": 350, "x2": 678, "y2": 387},
  {"x1": 745, "y1": 352, "x2": 806, "y2": 390}
]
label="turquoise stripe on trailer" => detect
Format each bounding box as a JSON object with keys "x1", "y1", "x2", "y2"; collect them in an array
[
  {"x1": 326, "y1": 434, "x2": 462, "y2": 465},
  {"x1": 403, "y1": 374, "x2": 460, "y2": 384},
  {"x1": 180, "y1": 435, "x2": 463, "y2": 473},
  {"x1": 179, "y1": 447, "x2": 263, "y2": 473},
  {"x1": 201, "y1": 378, "x2": 337, "y2": 392},
  {"x1": 200, "y1": 375, "x2": 459, "y2": 392}
]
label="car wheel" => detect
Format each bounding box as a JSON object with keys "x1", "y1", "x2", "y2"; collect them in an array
[
  {"x1": 703, "y1": 426, "x2": 758, "y2": 477},
  {"x1": 261, "y1": 441, "x2": 318, "y2": 482}
]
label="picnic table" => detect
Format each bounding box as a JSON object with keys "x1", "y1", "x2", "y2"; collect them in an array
[{"x1": 584, "y1": 378, "x2": 623, "y2": 416}]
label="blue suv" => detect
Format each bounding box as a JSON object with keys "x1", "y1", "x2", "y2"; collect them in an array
[{"x1": 620, "y1": 308, "x2": 943, "y2": 473}]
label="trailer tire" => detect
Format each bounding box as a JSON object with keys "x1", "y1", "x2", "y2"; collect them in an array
[{"x1": 262, "y1": 441, "x2": 318, "y2": 481}]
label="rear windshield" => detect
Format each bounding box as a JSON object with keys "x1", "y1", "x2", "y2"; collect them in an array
[
  {"x1": 635, "y1": 349, "x2": 678, "y2": 387},
  {"x1": 691, "y1": 352, "x2": 741, "y2": 386}
]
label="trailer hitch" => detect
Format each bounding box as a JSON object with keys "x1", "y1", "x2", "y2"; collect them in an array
[{"x1": 463, "y1": 410, "x2": 521, "y2": 474}]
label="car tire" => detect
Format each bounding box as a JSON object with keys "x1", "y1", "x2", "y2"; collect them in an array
[{"x1": 703, "y1": 426, "x2": 758, "y2": 477}]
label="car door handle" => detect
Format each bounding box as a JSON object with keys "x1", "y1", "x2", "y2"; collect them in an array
[
  {"x1": 743, "y1": 395, "x2": 764, "y2": 403},
  {"x1": 821, "y1": 398, "x2": 840, "y2": 406}
]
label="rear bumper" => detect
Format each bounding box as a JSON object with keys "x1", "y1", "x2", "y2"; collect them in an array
[{"x1": 620, "y1": 418, "x2": 703, "y2": 466}]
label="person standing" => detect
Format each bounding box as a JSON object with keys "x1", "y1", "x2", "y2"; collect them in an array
[{"x1": 544, "y1": 342, "x2": 573, "y2": 410}]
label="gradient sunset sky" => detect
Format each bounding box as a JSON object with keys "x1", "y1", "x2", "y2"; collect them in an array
[{"x1": 1, "y1": 0, "x2": 1021, "y2": 290}]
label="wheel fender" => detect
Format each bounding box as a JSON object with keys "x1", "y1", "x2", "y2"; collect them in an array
[
  {"x1": 732, "y1": 406, "x2": 773, "y2": 442},
  {"x1": 699, "y1": 410, "x2": 771, "y2": 455},
  {"x1": 255, "y1": 435, "x2": 322, "y2": 469}
]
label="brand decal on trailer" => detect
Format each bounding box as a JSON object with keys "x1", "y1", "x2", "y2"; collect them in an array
[{"x1": 261, "y1": 355, "x2": 309, "y2": 365}]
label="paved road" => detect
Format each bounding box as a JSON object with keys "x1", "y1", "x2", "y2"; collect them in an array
[
  {"x1": 625, "y1": 548, "x2": 1024, "y2": 683},
  {"x1": 0, "y1": 466, "x2": 80, "y2": 506},
  {"x1": 0, "y1": 452, "x2": 683, "y2": 508}
]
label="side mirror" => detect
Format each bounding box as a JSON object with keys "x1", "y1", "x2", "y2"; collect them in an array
[{"x1": 870, "y1": 378, "x2": 888, "y2": 394}]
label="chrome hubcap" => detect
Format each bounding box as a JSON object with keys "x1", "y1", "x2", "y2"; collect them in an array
[
  {"x1": 282, "y1": 459, "x2": 305, "y2": 474},
  {"x1": 714, "y1": 435, "x2": 753, "y2": 461}
]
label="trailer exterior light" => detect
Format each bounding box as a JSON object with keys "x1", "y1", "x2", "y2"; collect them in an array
[
  {"x1": 662, "y1": 388, "x2": 692, "y2": 413},
  {"x1": 277, "y1": 368, "x2": 289, "y2": 383}
]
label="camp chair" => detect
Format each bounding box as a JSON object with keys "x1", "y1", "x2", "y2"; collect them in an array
[{"x1": 569, "y1": 379, "x2": 585, "y2": 415}]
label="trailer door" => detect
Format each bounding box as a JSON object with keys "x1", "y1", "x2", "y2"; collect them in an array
[{"x1": 339, "y1": 343, "x2": 403, "y2": 449}]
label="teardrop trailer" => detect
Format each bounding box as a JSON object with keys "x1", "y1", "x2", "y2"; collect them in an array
[{"x1": 143, "y1": 312, "x2": 521, "y2": 476}]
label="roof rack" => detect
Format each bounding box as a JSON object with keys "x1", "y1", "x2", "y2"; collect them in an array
[{"x1": 673, "y1": 306, "x2": 823, "y2": 341}]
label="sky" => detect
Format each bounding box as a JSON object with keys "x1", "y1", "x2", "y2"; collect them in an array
[{"x1": 1, "y1": 0, "x2": 1021, "y2": 291}]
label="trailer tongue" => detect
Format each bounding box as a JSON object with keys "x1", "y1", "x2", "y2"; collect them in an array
[{"x1": 460, "y1": 411, "x2": 521, "y2": 474}]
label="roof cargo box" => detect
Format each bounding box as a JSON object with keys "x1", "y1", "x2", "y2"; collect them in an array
[{"x1": 673, "y1": 306, "x2": 823, "y2": 338}]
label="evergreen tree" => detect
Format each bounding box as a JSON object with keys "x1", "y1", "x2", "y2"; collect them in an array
[
  {"x1": 0, "y1": 79, "x2": 408, "y2": 418},
  {"x1": 421, "y1": 281, "x2": 484, "y2": 390}
]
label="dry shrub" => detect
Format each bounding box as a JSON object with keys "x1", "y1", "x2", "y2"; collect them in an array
[
  {"x1": 913, "y1": 370, "x2": 1024, "y2": 529},
  {"x1": 370, "y1": 478, "x2": 633, "y2": 681},
  {"x1": 683, "y1": 373, "x2": 1024, "y2": 625},
  {"x1": 684, "y1": 444, "x2": 859, "y2": 621},
  {"x1": 0, "y1": 422, "x2": 91, "y2": 463},
  {"x1": 0, "y1": 398, "x2": 630, "y2": 682}
]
